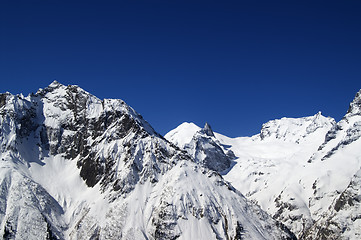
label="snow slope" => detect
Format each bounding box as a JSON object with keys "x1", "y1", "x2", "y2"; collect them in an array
[
  {"x1": 166, "y1": 89, "x2": 361, "y2": 239},
  {"x1": 0, "y1": 81, "x2": 295, "y2": 239},
  {"x1": 165, "y1": 122, "x2": 200, "y2": 149}
]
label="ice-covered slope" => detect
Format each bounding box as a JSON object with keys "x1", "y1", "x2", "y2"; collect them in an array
[
  {"x1": 166, "y1": 90, "x2": 361, "y2": 239},
  {"x1": 0, "y1": 81, "x2": 295, "y2": 239}
]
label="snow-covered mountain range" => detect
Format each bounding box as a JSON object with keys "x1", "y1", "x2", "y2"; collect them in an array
[
  {"x1": 0, "y1": 81, "x2": 296, "y2": 239},
  {"x1": 166, "y1": 89, "x2": 361, "y2": 239}
]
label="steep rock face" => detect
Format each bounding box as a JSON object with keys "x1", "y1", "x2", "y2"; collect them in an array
[
  {"x1": 0, "y1": 81, "x2": 295, "y2": 239},
  {"x1": 202, "y1": 122, "x2": 215, "y2": 137},
  {"x1": 35, "y1": 81, "x2": 174, "y2": 194},
  {"x1": 347, "y1": 89, "x2": 361, "y2": 116},
  {"x1": 166, "y1": 123, "x2": 234, "y2": 172}
]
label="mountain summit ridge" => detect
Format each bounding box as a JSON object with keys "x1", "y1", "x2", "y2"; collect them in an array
[
  {"x1": 0, "y1": 82, "x2": 295, "y2": 240},
  {"x1": 166, "y1": 89, "x2": 361, "y2": 239}
]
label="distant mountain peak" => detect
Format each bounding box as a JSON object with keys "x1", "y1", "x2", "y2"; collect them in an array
[
  {"x1": 49, "y1": 80, "x2": 62, "y2": 87},
  {"x1": 36, "y1": 80, "x2": 67, "y2": 96},
  {"x1": 315, "y1": 111, "x2": 322, "y2": 117},
  {"x1": 46, "y1": 80, "x2": 65, "y2": 91},
  {"x1": 201, "y1": 122, "x2": 215, "y2": 137},
  {"x1": 259, "y1": 113, "x2": 335, "y2": 142}
]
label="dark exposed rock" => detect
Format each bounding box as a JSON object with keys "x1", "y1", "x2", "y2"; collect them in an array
[
  {"x1": 275, "y1": 221, "x2": 298, "y2": 240},
  {"x1": 3, "y1": 220, "x2": 15, "y2": 240},
  {"x1": 151, "y1": 201, "x2": 180, "y2": 240},
  {"x1": 334, "y1": 176, "x2": 361, "y2": 212},
  {"x1": 45, "y1": 216, "x2": 60, "y2": 240},
  {"x1": 79, "y1": 155, "x2": 104, "y2": 188},
  {"x1": 184, "y1": 124, "x2": 232, "y2": 172},
  {"x1": 201, "y1": 122, "x2": 215, "y2": 137},
  {"x1": 16, "y1": 107, "x2": 39, "y2": 138},
  {"x1": 234, "y1": 221, "x2": 245, "y2": 240},
  {"x1": 346, "y1": 89, "x2": 361, "y2": 116},
  {"x1": 0, "y1": 93, "x2": 9, "y2": 108},
  {"x1": 197, "y1": 139, "x2": 231, "y2": 172}
]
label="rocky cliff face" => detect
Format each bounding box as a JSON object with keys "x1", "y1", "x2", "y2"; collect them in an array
[
  {"x1": 184, "y1": 123, "x2": 235, "y2": 172},
  {"x1": 0, "y1": 81, "x2": 295, "y2": 239},
  {"x1": 166, "y1": 122, "x2": 235, "y2": 172}
]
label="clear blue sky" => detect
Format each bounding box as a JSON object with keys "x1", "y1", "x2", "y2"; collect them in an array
[{"x1": 1, "y1": 0, "x2": 360, "y2": 137}]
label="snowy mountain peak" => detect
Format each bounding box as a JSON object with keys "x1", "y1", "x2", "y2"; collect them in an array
[
  {"x1": 201, "y1": 122, "x2": 215, "y2": 137},
  {"x1": 37, "y1": 79, "x2": 66, "y2": 95},
  {"x1": 166, "y1": 122, "x2": 234, "y2": 173},
  {"x1": 49, "y1": 79, "x2": 62, "y2": 88},
  {"x1": 346, "y1": 89, "x2": 361, "y2": 116},
  {"x1": 164, "y1": 122, "x2": 201, "y2": 148},
  {"x1": 0, "y1": 83, "x2": 296, "y2": 239},
  {"x1": 259, "y1": 113, "x2": 335, "y2": 143},
  {"x1": 315, "y1": 111, "x2": 322, "y2": 117}
]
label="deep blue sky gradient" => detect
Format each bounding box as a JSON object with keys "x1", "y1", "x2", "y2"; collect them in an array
[{"x1": 1, "y1": 0, "x2": 360, "y2": 137}]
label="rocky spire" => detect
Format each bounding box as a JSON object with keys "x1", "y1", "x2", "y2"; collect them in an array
[
  {"x1": 346, "y1": 89, "x2": 361, "y2": 116},
  {"x1": 202, "y1": 122, "x2": 215, "y2": 137}
]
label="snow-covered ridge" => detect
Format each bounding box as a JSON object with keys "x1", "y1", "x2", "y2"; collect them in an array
[
  {"x1": 258, "y1": 112, "x2": 336, "y2": 143},
  {"x1": 37, "y1": 80, "x2": 157, "y2": 136},
  {"x1": 0, "y1": 81, "x2": 295, "y2": 239},
  {"x1": 166, "y1": 90, "x2": 361, "y2": 239}
]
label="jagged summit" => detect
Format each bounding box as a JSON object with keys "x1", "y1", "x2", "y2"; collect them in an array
[
  {"x1": 346, "y1": 89, "x2": 361, "y2": 116},
  {"x1": 201, "y1": 122, "x2": 215, "y2": 137},
  {"x1": 259, "y1": 112, "x2": 335, "y2": 142},
  {"x1": 165, "y1": 122, "x2": 233, "y2": 173},
  {"x1": 0, "y1": 82, "x2": 295, "y2": 239},
  {"x1": 49, "y1": 79, "x2": 62, "y2": 87},
  {"x1": 36, "y1": 80, "x2": 65, "y2": 95}
]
